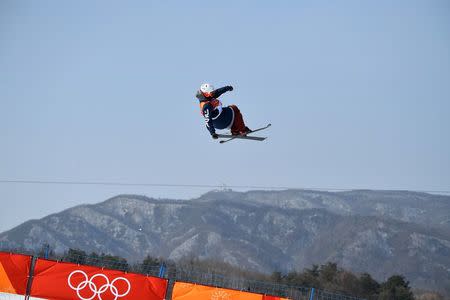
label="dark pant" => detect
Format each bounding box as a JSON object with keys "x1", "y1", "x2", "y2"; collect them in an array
[{"x1": 229, "y1": 105, "x2": 247, "y2": 135}]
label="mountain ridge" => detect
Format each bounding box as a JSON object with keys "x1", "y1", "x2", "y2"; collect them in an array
[{"x1": 1, "y1": 189, "x2": 449, "y2": 295}]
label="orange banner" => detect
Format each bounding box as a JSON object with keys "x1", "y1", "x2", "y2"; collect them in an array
[
  {"x1": 0, "y1": 252, "x2": 31, "y2": 296},
  {"x1": 30, "y1": 258, "x2": 167, "y2": 300},
  {"x1": 172, "y1": 282, "x2": 290, "y2": 300}
]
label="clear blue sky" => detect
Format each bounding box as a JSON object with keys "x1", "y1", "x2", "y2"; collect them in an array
[{"x1": 1, "y1": 0, "x2": 449, "y2": 232}]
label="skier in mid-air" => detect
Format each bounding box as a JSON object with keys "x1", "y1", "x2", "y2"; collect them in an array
[{"x1": 196, "y1": 83, "x2": 252, "y2": 139}]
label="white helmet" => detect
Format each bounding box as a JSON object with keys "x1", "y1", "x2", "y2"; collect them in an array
[{"x1": 200, "y1": 83, "x2": 214, "y2": 94}]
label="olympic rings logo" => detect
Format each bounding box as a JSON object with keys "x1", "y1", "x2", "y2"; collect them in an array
[{"x1": 67, "y1": 270, "x2": 131, "y2": 300}]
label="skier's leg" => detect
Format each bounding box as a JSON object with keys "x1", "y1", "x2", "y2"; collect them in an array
[{"x1": 229, "y1": 105, "x2": 251, "y2": 135}]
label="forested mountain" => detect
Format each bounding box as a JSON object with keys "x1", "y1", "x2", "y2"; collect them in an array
[{"x1": 1, "y1": 190, "x2": 449, "y2": 296}]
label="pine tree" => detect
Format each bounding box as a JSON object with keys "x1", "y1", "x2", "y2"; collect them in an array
[{"x1": 379, "y1": 275, "x2": 414, "y2": 300}]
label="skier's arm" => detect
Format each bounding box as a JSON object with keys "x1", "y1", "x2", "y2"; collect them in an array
[
  {"x1": 202, "y1": 104, "x2": 216, "y2": 136},
  {"x1": 211, "y1": 86, "x2": 233, "y2": 98}
]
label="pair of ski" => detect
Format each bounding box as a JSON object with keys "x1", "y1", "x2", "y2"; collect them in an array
[{"x1": 217, "y1": 123, "x2": 271, "y2": 144}]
